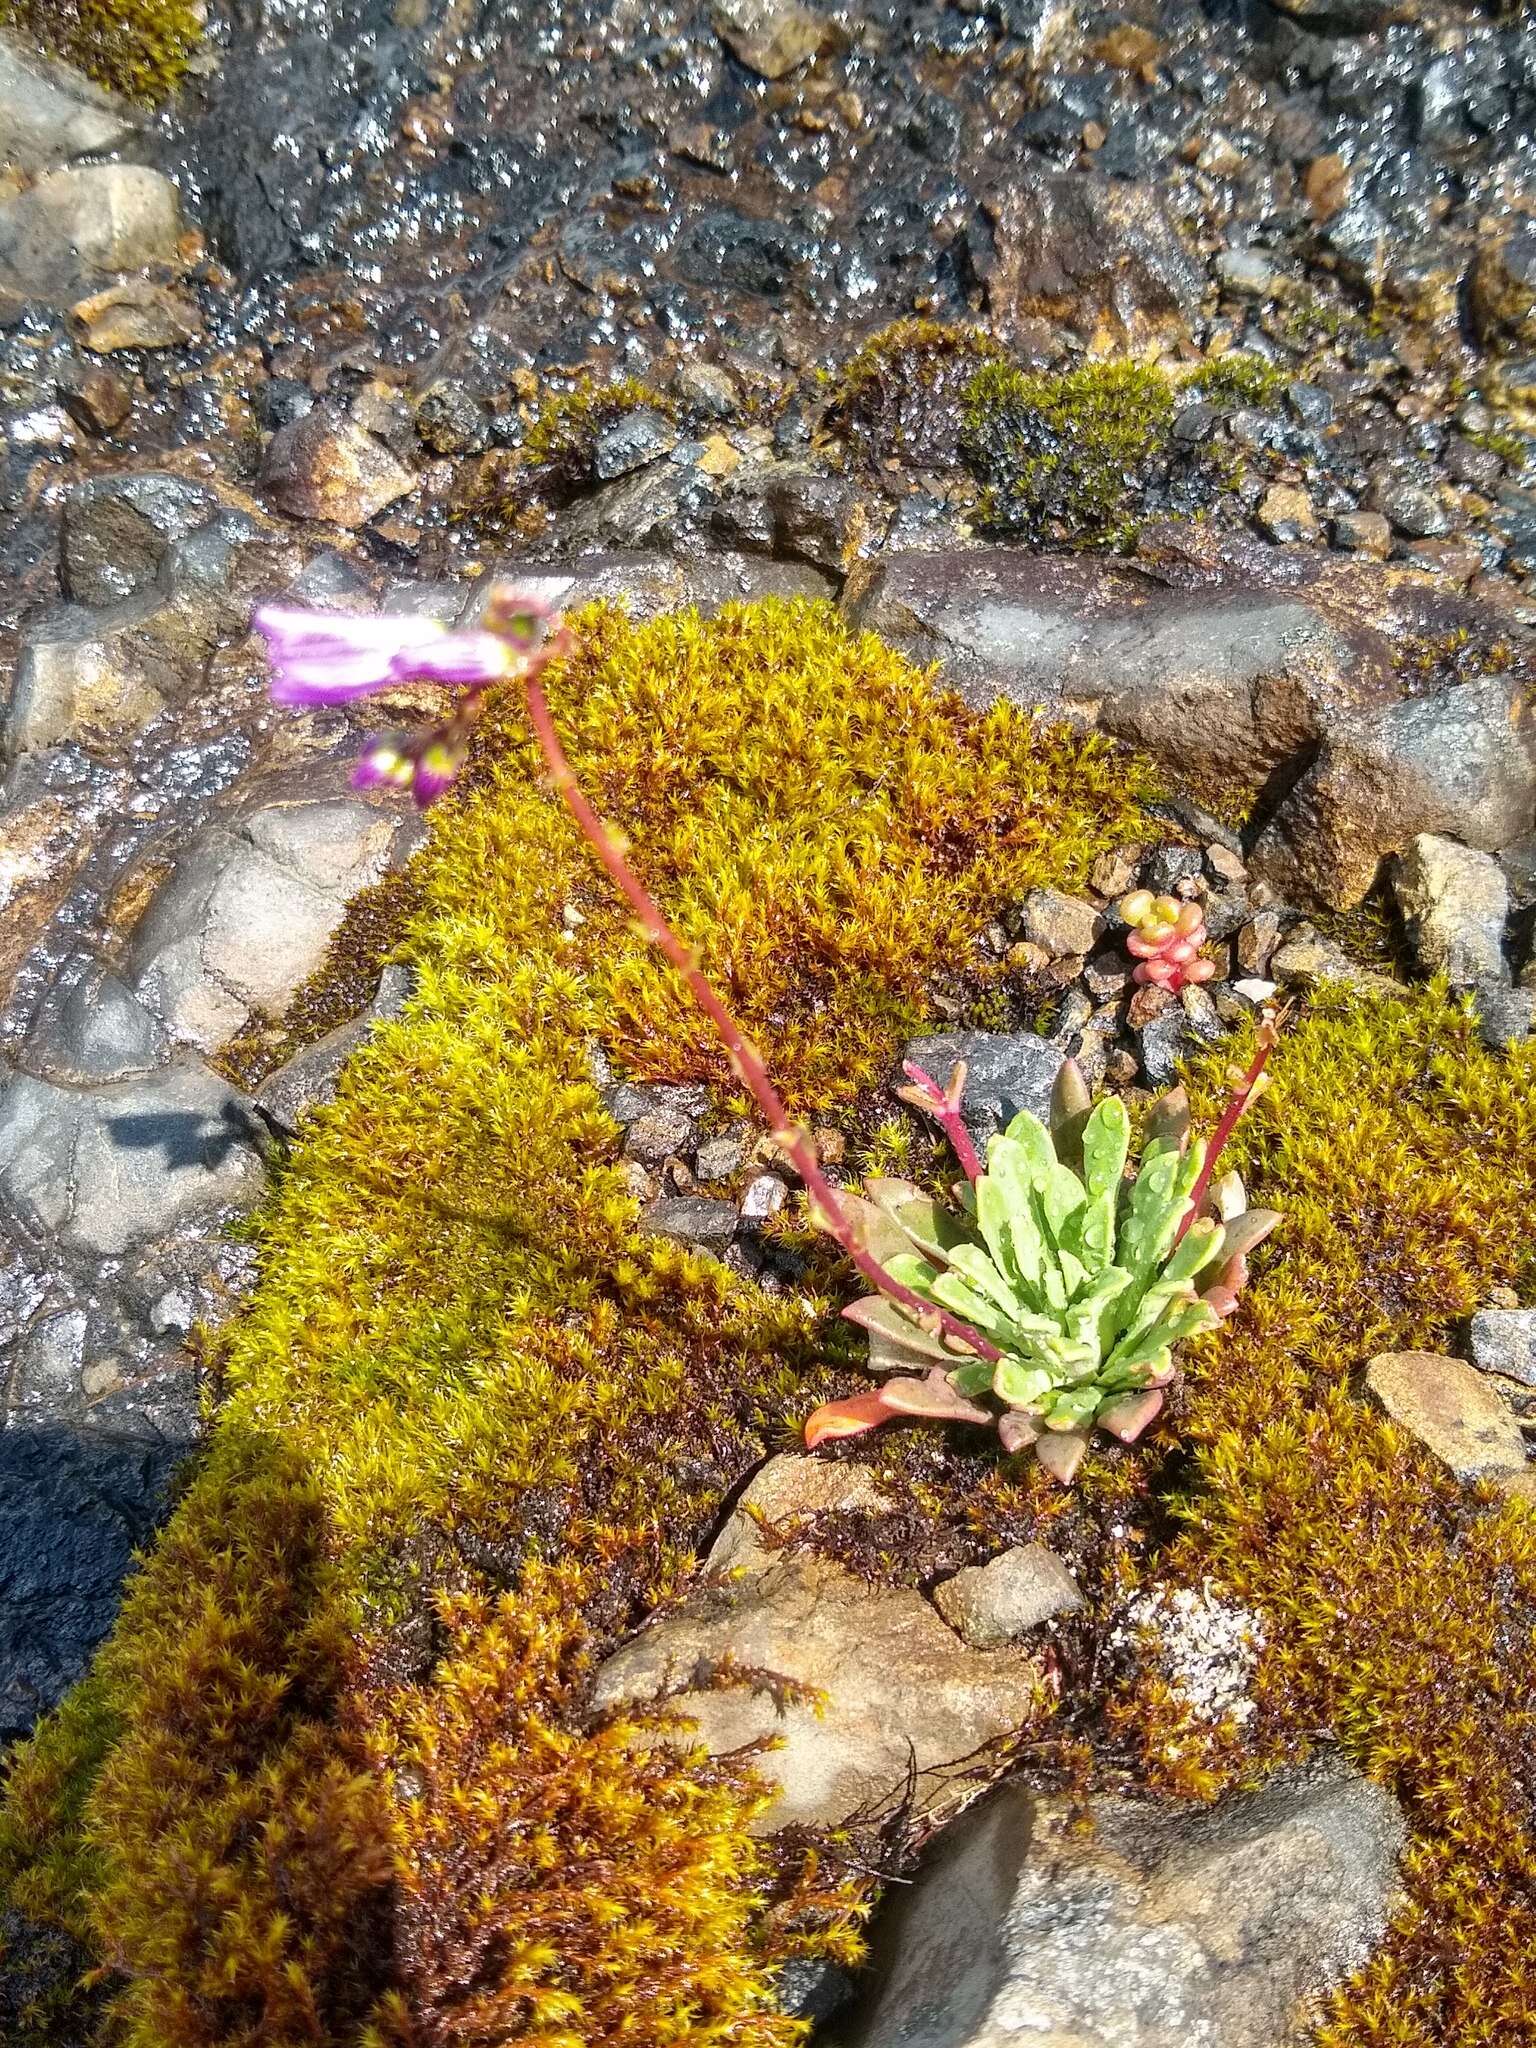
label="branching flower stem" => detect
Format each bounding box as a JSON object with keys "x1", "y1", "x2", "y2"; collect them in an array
[
  {"x1": 1174, "y1": 1008, "x2": 1283, "y2": 1243},
  {"x1": 519, "y1": 673, "x2": 1004, "y2": 1365}
]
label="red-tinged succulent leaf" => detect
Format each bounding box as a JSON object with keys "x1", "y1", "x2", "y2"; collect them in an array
[
  {"x1": 1200, "y1": 1251, "x2": 1249, "y2": 1319},
  {"x1": 1097, "y1": 1388, "x2": 1165, "y2": 1442},
  {"x1": 841, "y1": 1294, "x2": 952, "y2": 1360},
  {"x1": 877, "y1": 1371, "x2": 993, "y2": 1425},
  {"x1": 1183, "y1": 956, "x2": 1217, "y2": 983},
  {"x1": 827, "y1": 1191, "x2": 922, "y2": 1265},
  {"x1": 804, "y1": 1393, "x2": 897, "y2": 1447},
  {"x1": 1035, "y1": 1430, "x2": 1089, "y2": 1485},
  {"x1": 1126, "y1": 931, "x2": 1168, "y2": 959},
  {"x1": 999, "y1": 1411, "x2": 1042, "y2": 1454}
]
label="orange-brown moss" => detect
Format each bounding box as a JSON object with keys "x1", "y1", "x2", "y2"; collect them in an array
[{"x1": 1112, "y1": 985, "x2": 1536, "y2": 2047}]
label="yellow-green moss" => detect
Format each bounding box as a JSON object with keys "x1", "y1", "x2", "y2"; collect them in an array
[
  {"x1": 0, "y1": 598, "x2": 1148, "y2": 2046},
  {"x1": 1, "y1": 0, "x2": 199, "y2": 102},
  {"x1": 1186, "y1": 351, "x2": 1287, "y2": 409},
  {"x1": 959, "y1": 359, "x2": 1177, "y2": 545},
  {"x1": 1111, "y1": 985, "x2": 1536, "y2": 2044},
  {"x1": 825, "y1": 318, "x2": 1007, "y2": 469}
]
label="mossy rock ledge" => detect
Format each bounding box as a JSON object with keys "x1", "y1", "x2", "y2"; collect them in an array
[{"x1": 4, "y1": 598, "x2": 1536, "y2": 2048}]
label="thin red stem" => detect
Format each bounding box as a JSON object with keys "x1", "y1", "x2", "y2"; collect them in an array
[
  {"x1": 1174, "y1": 1020, "x2": 1279, "y2": 1243},
  {"x1": 902, "y1": 1062, "x2": 983, "y2": 1184},
  {"x1": 519, "y1": 674, "x2": 1003, "y2": 1366}
]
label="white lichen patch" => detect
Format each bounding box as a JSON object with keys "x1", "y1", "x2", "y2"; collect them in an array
[{"x1": 1115, "y1": 1578, "x2": 1267, "y2": 1733}]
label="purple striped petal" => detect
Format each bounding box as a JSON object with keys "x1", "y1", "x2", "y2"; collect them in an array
[{"x1": 254, "y1": 607, "x2": 510, "y2": 706}]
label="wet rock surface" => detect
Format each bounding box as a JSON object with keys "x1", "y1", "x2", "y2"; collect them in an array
[{"x1": 843, "y1": 1760, "x2": 1407, "y2": 2048}]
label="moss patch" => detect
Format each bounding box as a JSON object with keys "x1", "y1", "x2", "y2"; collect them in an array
[
  {"x1": 1111, "y1": 986, "x2": 1536, "y2": 2044},
  {"x1": 1186, "y1": 351, "x2": 1287, "y2": 410},
  {"x1": 825, "y1": 318, "x2": 1007, "y2": 470},
  {"x1": 959, "y1": 359, "x2": 1178, "y2": 546},
  {"x1": 0, "y1": 598, "x2": 1148, "y2": 2045},
  {"x1": 1, "y1": 0, "x2": 199, "y2": 102}
]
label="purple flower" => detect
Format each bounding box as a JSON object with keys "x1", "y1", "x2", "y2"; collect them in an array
[
  {"x1": 352, "y1": 719, "x2": 473, "y2": 810},
  {"x1": 253, "y1": 607, "x2": 513, "y2": 707}
]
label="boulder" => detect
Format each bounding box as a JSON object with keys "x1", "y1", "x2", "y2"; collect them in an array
[
  {"x1": 711, "y1": 0, "x2": 829, "y2": 78},
  {"x1": 128, "y1": 789, "x2": 416, "y2": 1053},
  {"x1": 932, "y1": 1544, "x2": 1084, "y2": 1647},
  {"x1": 0, "y1": 165, "x2": 183, "y2": 301},
  {"x1": 960, "y1": 171, "x2": 1205, "y2": 353},
  {"x1": 1391, "y1": 834, "x2": 1509, "y2": 987},
  {"x1": 477, "y1": 550, "x2": 833, "y2": 620},
  {"x1": 0, "y1": 41, "x2": 135, "y2": 174},
  {"x1": 1364, "y1": 1351, "x2": 1532, "y2": 1490},
  {"x1": 261, "y1": 410, "x2": 416, "y2": 527},
  {"x1": 1253, "y1": 676, "x2": 1536, "y2": 910},
  {"x1": 845, "y1": 549, "x2": 1395, "y2": 786},
  {"x1": 0, "y1": 1059, "x2": 265, "y2": 1259},
  {"x1": 842, "y1": 1761, "x2": 1406, "y2": 2048},
  {"x1": 594, "y1": 1456, "x2": 1044, "y2": 1832}
]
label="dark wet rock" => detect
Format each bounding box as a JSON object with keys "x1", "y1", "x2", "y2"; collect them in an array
[
  {"x1": 593, "y1": 407, "x2": 679, "y2": 481},
  {"x1": 1253, "y1": 676, "x2": 1536, "y2": 910},
  {"x1": 0, "y1": 1425, "x2": 182, "y2": 1741},
  {"x1": 486, "y1": 551, "x2": 834, "y2": 621},
  {"x1": 1392, "y1": 834, "x2": 1509, "y2": 988},
  {"x1": 1470, "y1": 226, "x2": 1536, "y2": 353},
  {"x1": 847, "y1": 549, "x2": 1395, "y2": 786},
  {"x1": 772, "y1": 1957, "x2": 857, "y2": 2027},
  {"x1": 961, "y1": 172, "x2": 1204, "y2": 352},
  {"x1": 55, "y1": 358, "x2": 132, "y2": 436},
  {"x1": 254, "y1": 1016, "x2": 370, "y2": 1130},
  {"x1": 932, "y1": 1543, "x2": 1083, "y2": 1647},
  {"x1": 413, "y1": 380, "x2": 489, "y2": 456},
  {"x1": 261, "y1": 409, "x2": 416, "y2": 527},
  {"x1": 1368, "y1": 469, "x2": 1450, "y2": 541},
  {"x1": 901, "y1": 1029, "x2": 1062, "y2": 1148},
  {"x1": 63, "y1": 472, "x2": 219, "y2": 607},
  {"x1": 1143, "y1": 844, "x2": 1203, "y2": 895},
  {"x1": 128, "y1": 783, "x2": 416, "y2": 1053},
  {"x1": 842, "y1": 1761, "x2": 1406, "y2": 2048},
  {"x1": 69, "y1": 279, "x2": 202, "y2": 352},
  {"x1": 0, "y1": 39, "x2": 135, "y2": 173},
  {"x1": 594, "y1": 1455, "x2": 1043, "y2": 1832},
  {"x1": 640, "y1": 1194, "x2": 738, "y2": 1247},
  {"x1": 0, "y1": 1059, "x2": 265, "y2": 1259},
  {"x1": 560, "y1": 461, "x2": 694, "y2": 551},
  {"x1": 674, "y1": 360, "x2": 741, "y2": 418},
  {"x1": 711, "y1": 0, "x2": 829, "y2": 79},
  {"x1": 1470, "y1": 1309, "x2": 1536, "y2": 1389},
  {"x1": 1499, "y1": 833, "x2": 1536, "y2": 911},
  {"x1": 0, "y1": 165, "x2": 183, "y2": 300},
  {"x1": 1137, "y1": 1005, "x2": 1188, "y2": 1089}
]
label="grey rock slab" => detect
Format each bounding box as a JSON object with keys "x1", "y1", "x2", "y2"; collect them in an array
[
  {"x1": 0, "y1": 40, "x2": 136, "y2": 173},
  {"x1": 902, "y1": 1030, "x2": 1063, "y2": 1150},
  {"x1": 846, "y1": 550, "x2": 1395, "y2": 786},
  {"x1": 1252, "y1": 676, "x2": 1536, "y2": 911},
  {"x1": 128, "y1": 796, "x2": 407, "y2": 1052},
  {"x1": 0, "y1": 165, "x2": 184, "y2": 301},
  {"x1": 843, "y1": 1760, "x2": 1406, "y2": 2048},
  {"x1": 1472, "y1": 982, "x2": 1536, "y2": 1049},
  {"x1": 932, "y1": 1544, "x2": 1084, "y2": 1647},
  {"x1": 1469, "y1": 1309, "x2": 1536, "y2": 1389},
  {"x1": 24, "y1": 967, "x2": 168, "y2": 1086},
  {"x1": 1391, "y1": 834, "x2": 1510, "y2": 988},
  {"x1": 254, "y1": 1015, "x2": 371, "y2": 1131},
  {"x1": 0, "y1": 1059, "x2": 265, "y2": 1258},
  {"x1": 593, "y1": 1547, "x2": 1043, "y2": 1833}
]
